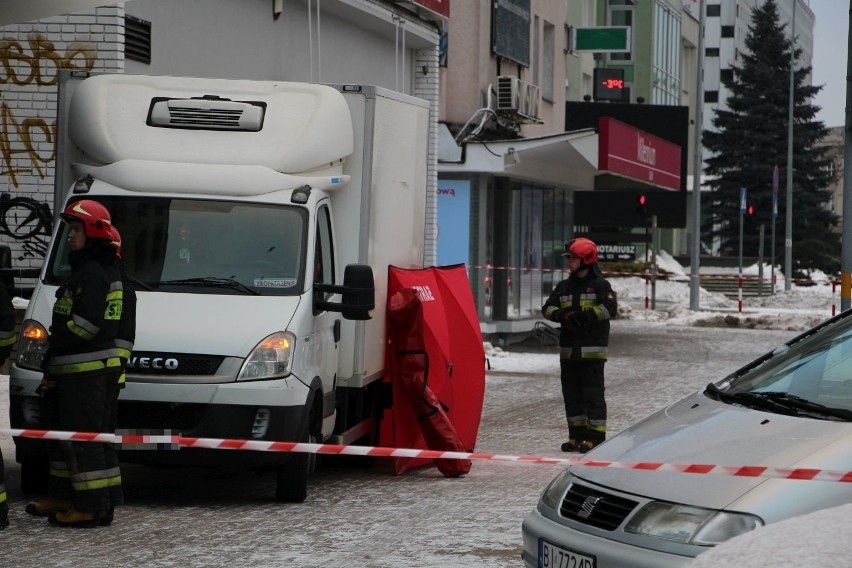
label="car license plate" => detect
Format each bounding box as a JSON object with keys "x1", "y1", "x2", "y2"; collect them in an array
[{"x1": 538, "y1": 539, "x2": 596, "y2": 568}]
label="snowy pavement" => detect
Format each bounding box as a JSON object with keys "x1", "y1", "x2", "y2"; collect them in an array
[{"x1": 0, "y1": 319, "x2": 797, "y2": 567}]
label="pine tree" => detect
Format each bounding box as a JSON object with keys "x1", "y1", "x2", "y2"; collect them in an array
[{"x1": 702, "y1": 0, "x2": 836, "y2": 273}]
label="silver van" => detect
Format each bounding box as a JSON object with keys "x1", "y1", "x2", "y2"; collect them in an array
[{"x1": 523, "y1": 312, "x2": 852, "y2": 567}]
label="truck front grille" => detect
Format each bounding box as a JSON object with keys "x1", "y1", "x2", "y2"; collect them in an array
[
  {"x1": 128, "y1": 353, "x2": 225, "y2": 375},
  {"x1": 560, "y1": 483, "x2": 638, "y2": 531}
]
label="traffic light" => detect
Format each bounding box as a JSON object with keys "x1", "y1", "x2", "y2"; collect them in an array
[
  {"x1": 636, "y1": 194, "x2": 649, "y2": 218},
  {"x1": 745, "y1": 204, "x2": 755, "y2": 224}
]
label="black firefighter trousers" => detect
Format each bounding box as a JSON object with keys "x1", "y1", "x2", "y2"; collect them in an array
[
  {"x1": 559, "y1": 360, "x2": 607, "y2": 444},
  {"x1": 47, "y1": 370, "x2": 123, "y2": 513}
]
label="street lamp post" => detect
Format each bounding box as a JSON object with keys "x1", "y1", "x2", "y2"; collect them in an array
[
  {"x1": 784, "y1": 0, "x2": 796, "y2": 291},
  {"x1": 689, "y1": 0, "x2": 706, "y2": 311}
]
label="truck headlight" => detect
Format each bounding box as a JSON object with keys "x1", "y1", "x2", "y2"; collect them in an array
[
  {"x1": 624, "y1": 501, "x2": 763, "y2": 546},
  {"x1": 16, "y1": 319, "x2": 49, "y2": 371},
  {"x1": 237, "y1": 331, "x2": 296, "y2": 381}
]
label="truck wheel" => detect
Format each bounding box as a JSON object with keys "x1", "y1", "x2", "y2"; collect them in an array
[
  {"x1": 20, "y1": 456, "x2": 50, "y2": 495},
  {"x1": 275, "y1": 422, "x2": 313, "y2": 503}
]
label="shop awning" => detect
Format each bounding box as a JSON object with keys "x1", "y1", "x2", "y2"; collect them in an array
[{"x1": 439, "y1": 121, "x2": 683, "y2": 193}]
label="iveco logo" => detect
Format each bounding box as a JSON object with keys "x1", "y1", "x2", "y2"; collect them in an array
[
  {"x1": 578, "y1": 496, "x2": 601, "y2": 519},
  {"x1": 127, "y1": 356, "x2": 179, "y2": 370}
]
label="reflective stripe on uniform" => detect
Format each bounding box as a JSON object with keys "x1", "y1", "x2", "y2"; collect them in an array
[
  {"x1": 580, "y1": 346, "x2": 607, "y2": 360},
  {"x1": 50, "y1": 348, "x2": 124, "y2": 366},
  {"x1": 48, "y1": 357, "x2": 122, "y2": 375},
  {"x1": 0, "y1": 331, "x2": 15, "y2": 347},
  {"x1": 0, "y1": 483, "x2": 6, "y2": 504},
  {"x1": 68, "y1": 314, "x2": 99, "y2": 340},
  {"x1": 71, "y1": 467, "x2": 122, "y2": 492},
  {"x1": 49, "y1": 461, "x2": 71, "y2": 479},
  {"x1": 561, "y1": 346, "x2": 608, "y2": 360}
]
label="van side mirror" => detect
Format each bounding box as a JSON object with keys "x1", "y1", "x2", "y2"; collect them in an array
[{"x1": 314, "y1": 264, "x2": 375, "y2": 320}]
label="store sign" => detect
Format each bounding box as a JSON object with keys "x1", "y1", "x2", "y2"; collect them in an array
[
  {"x1": 410, "y1": 0, "x2": 450, "y2": 18},
  {"x1": 573, "y1": 27, "x2": 630, "y2": 53},
  {"x1": 598, "y1": 117, "x2": 681, "y2": 191}
]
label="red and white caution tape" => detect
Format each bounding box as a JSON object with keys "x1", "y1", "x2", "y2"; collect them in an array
[{"x1": 4, "y1": 427, "x2": 852, "y2": 482}]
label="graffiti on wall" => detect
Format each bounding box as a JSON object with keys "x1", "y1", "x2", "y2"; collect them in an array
[
  {"x1": 1, "y1": 33, "x2": 97, "y2": 86},
  {"x1": 0, "y1": 192, "x2": 53, "y2": 259},
  {"x1": 0, "y1": 33, "x2": 96, "y2": 261}
]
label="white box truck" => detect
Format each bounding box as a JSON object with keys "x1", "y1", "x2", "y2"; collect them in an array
[{"x1": 9, "y1": 72, "x2": 430, "y2": 502}]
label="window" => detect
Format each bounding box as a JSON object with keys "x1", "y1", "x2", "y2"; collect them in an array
[
  {"x1": 533, "y1": 15, "x2": 540, "y2": 86},
  {"x1": 721, "y1": 25, "x2": 735, "y2": 38},
  {"x1": 652, "y1": 3, "x2": 680, "y2": 105},
  {"x1": 608, "y1": 1, "x2": 634, "y2": 63},
  {"x1": 720, "y1": 68, "x2": 734, "y2": 83},
  {"x1": 707, "y1": 4, "x2": 721, "y2": 17},
  {"x1": 705, "y1": 47, "x2": 720, "y2": 57},
  {"x1": 124, "y1": 15, "x2": 151, "y2": 64},
  {"x1": 704, "y1": 90, "x2": 719, "y2": 103},
  {"x1": 315, "y1": 205, "x2": 335, "y2": 291},
  {"x1": 543, "y1": 22, "x2": 555, "y2": 101}
]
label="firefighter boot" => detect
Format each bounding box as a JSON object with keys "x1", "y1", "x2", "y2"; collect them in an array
[
  {"x1": 561, "y1": 439, "x2": 580, "y2": 452},
  {"x1": 48, "y1": 508, "x2": 100, "y2": 528},
  {"x1": 0, "y1": 513, "x2": 8, "y2": 530},
  {"x1": 25, "y1": 498, "x2": 71, "y2": 517}
]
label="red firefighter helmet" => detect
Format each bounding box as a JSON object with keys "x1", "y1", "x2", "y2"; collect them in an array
[
  {"x1": 562, "y1": 238, "x2": 598, "y2": 265},
  {"x1": 107, "y1": 225, "x2": 122, "y2": 258},
  {"x1": 60, "y1": 199, "x2": 112, "y2": 240}
]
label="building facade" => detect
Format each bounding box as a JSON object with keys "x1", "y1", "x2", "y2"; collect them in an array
[{"x1": 0, "y1": 0, "x2": 443, "y2": 288}]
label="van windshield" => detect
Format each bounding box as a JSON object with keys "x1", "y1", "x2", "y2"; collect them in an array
[
  {"x1": 45, "y1": 197, "x2": 307, "y2": 296},
  {"x1": 711, "y1": 317, "x2": 852, "y2": 417}
]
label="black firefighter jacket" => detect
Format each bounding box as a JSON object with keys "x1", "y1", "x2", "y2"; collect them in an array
[
  {"x1": 542, "y1": 266, "x2": 617, "y2": 362},
  {"x1": 45, "y1": 244, "x2": 124, "y2": 379}
]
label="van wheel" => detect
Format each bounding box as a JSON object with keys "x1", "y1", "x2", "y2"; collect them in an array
[
  {"x1": 20, "y1": 455, "x2": 50, "y2": 495},
  {"x1": 275, "y1": 421, "x2": 313, "y2": 503}
]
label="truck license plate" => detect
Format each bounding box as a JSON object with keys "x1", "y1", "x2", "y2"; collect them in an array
[{"x1": 538, "y1": 539, "x2": 596, "y2": 568}]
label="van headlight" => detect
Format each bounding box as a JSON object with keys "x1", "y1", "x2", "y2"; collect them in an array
[
  {"x1": 625, "y1": 502, "x2": 763, "y2": 546},
  {"x1": 16, "y1": 319, "x2": 49, "y2": 371},
  {"x1": 539, "y1": 469, "x2": 572, "y2": 511},
  {"x1": 237, "y1": 331, "x2": 296, "y2": 381}
]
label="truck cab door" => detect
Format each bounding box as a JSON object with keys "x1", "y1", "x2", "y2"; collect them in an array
[{"x1": 313, "y1": 203, "x2": 340, "y2": 433}]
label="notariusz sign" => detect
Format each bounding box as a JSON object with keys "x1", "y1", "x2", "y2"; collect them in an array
[{"x1": 598, "y1": 244, "x2": 636, "y2": 261}]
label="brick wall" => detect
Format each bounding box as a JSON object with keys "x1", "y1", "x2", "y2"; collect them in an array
[{"x1": 0, "y1": 6, "x2": 124, "y2": 276}]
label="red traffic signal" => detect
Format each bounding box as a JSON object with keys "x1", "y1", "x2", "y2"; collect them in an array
[
  {"x1": 635, "y1": 194, "x2": 649, "y2": 218},
  {"x1": 747, "y1": 204, "x2": 755, "y2": 216}
]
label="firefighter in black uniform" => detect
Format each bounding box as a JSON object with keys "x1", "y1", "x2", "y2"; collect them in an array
[
  {"x1": 0, "y1": 283, "x2": 17, "y2": 530},
  {"x1": 25, "y1": 199, "x2": 124, "y2": 527},
  {"x1": 542, "y1": 238, "x2": 617, "y2": 454}
]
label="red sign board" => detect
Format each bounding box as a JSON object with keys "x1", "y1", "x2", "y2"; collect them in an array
[
  {"x1": 598, "y1": 117, "x2": 681, "y2": 191},
  {"x1": 410, "y1": 0, "x2": 450, "y2": 18}
]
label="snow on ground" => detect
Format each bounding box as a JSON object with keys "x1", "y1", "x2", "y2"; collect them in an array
[{"x1": 609, "y1": 251, "x2": 836, "y2": 332}]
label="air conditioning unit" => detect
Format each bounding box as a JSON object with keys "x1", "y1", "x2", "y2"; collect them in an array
[
  {"x1": 496, "y1": 75, "x2": 521, "y2": 111},
  {"x1": 518, "y1": 81, "x2": 540, "y2": 119}
]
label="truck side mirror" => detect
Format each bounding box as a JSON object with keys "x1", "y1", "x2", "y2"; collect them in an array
[{"x1": 314, "y1": 264, "x2": 375, "y2": 320}]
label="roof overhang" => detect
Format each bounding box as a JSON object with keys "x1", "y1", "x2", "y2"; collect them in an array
[{"x1": 439, "y1": 129, "x2": 600, "y2": 190}]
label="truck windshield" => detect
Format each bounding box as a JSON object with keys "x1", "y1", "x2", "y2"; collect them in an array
[{"x1": 45, "y1": 197, "x2": 307, "y2": 296}]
